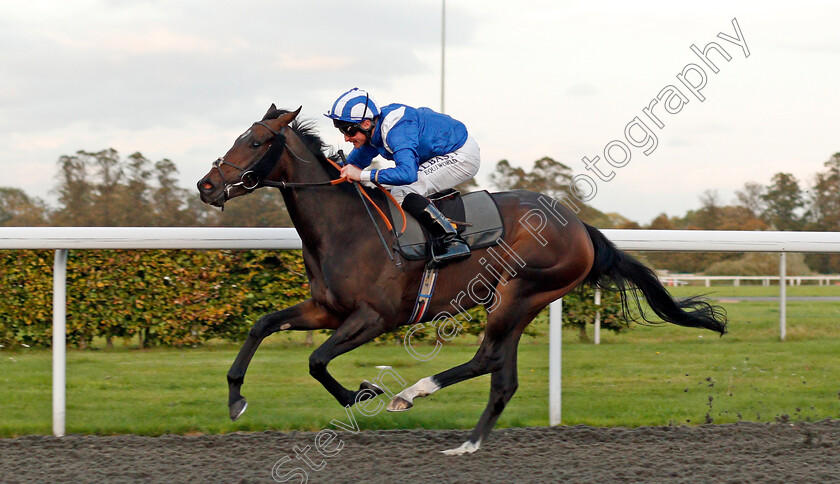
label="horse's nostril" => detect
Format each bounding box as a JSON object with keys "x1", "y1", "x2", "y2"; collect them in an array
[{"x1": 200, "y1": 180, "x2": 214, "y2": 192}]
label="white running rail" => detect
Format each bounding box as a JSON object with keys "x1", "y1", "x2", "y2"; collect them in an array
[{"x1": 4, "y1": 228, "x2": 840, "y2": 433}]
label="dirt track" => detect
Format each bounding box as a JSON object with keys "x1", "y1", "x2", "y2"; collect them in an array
[{"x1": 2, "y1": 422, "x2": 839, "y2": 483}]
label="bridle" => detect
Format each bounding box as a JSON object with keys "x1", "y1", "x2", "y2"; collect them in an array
[
  {"x1": 208, "y1": 118, "x2": 407, "y2": 236},
  {"x1": 210, "y1": 121, "x2": 345, "y2": 204}
]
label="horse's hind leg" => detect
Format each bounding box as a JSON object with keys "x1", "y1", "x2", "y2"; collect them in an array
[
  {"x1": 227, "y1": 299, "x2": 340, "y2": 421},
  {"x1": 386, "y1": 330, "x2": 513, "y2": 412},
  {"x1": 389, "y1": 296, "x2": 536, "y2": 413},
  {"x1": 442, "y1": 330, "x2": 522, "y2": 455},
  {"x1": 388, "y1": 292, "x2": 545, "y2": 454}
]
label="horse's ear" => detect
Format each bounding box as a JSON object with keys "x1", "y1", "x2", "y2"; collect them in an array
[
  {"x1": 263, "y1": 103, "x2": 278, "y2": 121},
  {"x1": 274, "y1": 106, "x2": 302, "y2": 127}
]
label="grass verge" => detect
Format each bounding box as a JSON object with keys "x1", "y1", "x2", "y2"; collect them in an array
[{"x1": 3, "y1": 294, "x2": 840, "y2": 437}]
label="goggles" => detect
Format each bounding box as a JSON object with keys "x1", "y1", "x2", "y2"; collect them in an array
[{"x1": 334, "y1": 119, "x2": 362, "y2": 136}]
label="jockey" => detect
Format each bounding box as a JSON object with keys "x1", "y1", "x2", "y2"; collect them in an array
[{"x1": 325, "y1": 88, "x2": 480, "y2": 265}]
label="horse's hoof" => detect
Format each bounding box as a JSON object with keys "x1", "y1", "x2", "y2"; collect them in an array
[
  {"x1": 387, "y1": 396, "x2": 413, "y2": 412},
  {"x1": 359, "y1": 380, "x2": 384, "y2": 396},
  {"x1": 441, "y1": 439, "x2": 481, "y2": 456},
  {"x1": 229, "y1": 398, "x2": 248, "y2": 421}
]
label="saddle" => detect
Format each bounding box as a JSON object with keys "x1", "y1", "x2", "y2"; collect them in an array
[{"x1": 387, "y1": 189, "x2": 505, "y2": 261}]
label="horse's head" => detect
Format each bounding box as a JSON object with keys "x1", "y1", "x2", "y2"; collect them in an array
[{"x1": 197, "y1": 104, "x2": 301, "y2": 209}]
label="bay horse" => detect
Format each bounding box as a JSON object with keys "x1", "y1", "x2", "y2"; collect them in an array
[{"x1": 197, "y1": 105, "x2": 727, "y2": 455}]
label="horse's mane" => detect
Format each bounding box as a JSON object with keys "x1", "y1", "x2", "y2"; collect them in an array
[{"x1": 263, "y1": 106, "x2": 364, "y2": 195}]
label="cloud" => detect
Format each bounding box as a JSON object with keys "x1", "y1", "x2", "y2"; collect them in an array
[
  {"x1": 780, "y1": 42, "x2": 840, "y2": 55},
  {"x1": 275, "y1": 54, "x2": 356, "y2": 72},
  {"x1": 2, "y1": 1, "x2": 839, "y2": 225},
  {"x1": 0, "y1": 0, "x2": 466, "y2": 134},
  {"x1": 565, "y1": 83, "x2": 599, "y2": 97},
  {"x1": 42, "y1": 28, "x2": 244, "y2": 56}
]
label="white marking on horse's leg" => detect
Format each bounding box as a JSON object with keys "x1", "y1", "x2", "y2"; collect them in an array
[
  {"x1": 408, "y1": 376, "x2": 440, "y2": 398},
  {"x1": 387, "y1": 376, "x2": 440, "y2": 411},
  {"x1": 399, "y1": 376, "x2": 440, "y2": 402},
  {"x1": 441, "y1": 438, "x2": 481, "y2": 456}
]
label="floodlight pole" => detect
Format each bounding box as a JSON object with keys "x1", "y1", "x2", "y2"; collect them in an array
[{"x1": 441, "y1": 0, "x2": 446, "y2": 113}]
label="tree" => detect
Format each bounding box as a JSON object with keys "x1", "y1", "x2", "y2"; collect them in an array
[
  {"x1": 716, "y1": 206, "x2": 767, "y2": 231},
  {"x1": 696, "y1": 189, "x2": 722, "y2": 229},
  {"x1": 804, "y1": 153, "x2": 840, "y2": 272},
  {"x1": 490, "y1": 156, "x2": 573, "y2": 198},
  {"x1": 53, "y1": 151, "x2": 95, "y2": 226},
  {"x1": 735, "y1": 181, "x2": 766, "y2": 218},
  {"x1": 152, "y1": 158, "x2": 195, "y2": 226},
  {"x1": 806, "y1": 153, "x2": 840, "y2": 230},
  {"x1": 761, "y1": 172, "x2": 805, "y2": 230},
  {"x1": 489, "y1": 159, "x2": 527, "y2": 192},
  {"x1": 562, "y1": 285, "x2": 630, "y2": 342},
  {"x1": 527, "y1": 156, "x2": 574, "y2": 198},
  {"x1": 90, "y1": 148, "x2": 124, "y2": 225},
  {"x1": 0, "y1": 188, "x2": 50, "y2": 226},
  {"x1": 119, "y1": 152, "x2": 155, "y2": 226},
  {"x1": 211, "y1": 188, "x2": 293, "y2": 227},
  {"x1": 704, "y1": 252, "x2": 813, "y2": 276},
  {"x1": 648, "y1": 213, "x2": 676, "y2": 230},
  {"x1": 645, "y1": 197, "x2": 757, "y2": 273},
  {"x1": 488, "y1": 156, "x2": 616, "y2": 227},
  {"x1": 52, "y1": 149, "x2": 191, "y2": 227}
]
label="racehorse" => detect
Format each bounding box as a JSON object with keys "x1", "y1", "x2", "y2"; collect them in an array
[{"x1": 197, "y1": 105, "x2": 727, "y2": 455}]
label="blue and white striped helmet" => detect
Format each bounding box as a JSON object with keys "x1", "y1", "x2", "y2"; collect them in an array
[{"x1": 325, "y1": 88, "x2": 380, "y2": 122}]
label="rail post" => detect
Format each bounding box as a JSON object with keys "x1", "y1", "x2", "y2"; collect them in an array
[
  {"x1": 594, "y1": 288, "x2": 602, "y2": 345},
  {"x1": 549, "y1": 298, "x2": 562, "y2": 425},
  {"x1": 52, "y1": 249, "x2": 68, "y2": 437},
  {"x1": 779, "y1": 252, "x2": 786, "y2": 341}
]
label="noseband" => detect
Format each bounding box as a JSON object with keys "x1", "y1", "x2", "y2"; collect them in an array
[{"x1": 212, "y1": 121, "x2": 288, "y2": 199}]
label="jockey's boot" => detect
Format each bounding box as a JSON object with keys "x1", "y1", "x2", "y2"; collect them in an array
[{"x1": 402, "y1": 193, "x2": 471, "y2": 266}]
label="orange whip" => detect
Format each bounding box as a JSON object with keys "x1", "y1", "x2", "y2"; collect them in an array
[{"x1": 328, "y1": 152, "x2": 406, "y2": 236}]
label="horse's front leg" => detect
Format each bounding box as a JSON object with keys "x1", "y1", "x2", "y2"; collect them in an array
[
  {"x1": 308, "y1": 303, "x2": 390, "y2": 407},
  {"x1": 227, "y1": 298, "x2": 340, "y2": 421}
]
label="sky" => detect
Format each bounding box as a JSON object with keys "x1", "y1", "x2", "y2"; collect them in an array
[{"x1": 2, "y1": 0, "x2": 839, "y2": 224}]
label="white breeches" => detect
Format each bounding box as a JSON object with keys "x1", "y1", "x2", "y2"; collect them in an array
[{"x1": 388, "y1": 135, "x2": 481, "y2": 204}]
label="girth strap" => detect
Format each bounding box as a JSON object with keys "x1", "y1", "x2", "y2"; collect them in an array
[{"x1": 407, "y1": 266, "x2": 440, "y2": 325}]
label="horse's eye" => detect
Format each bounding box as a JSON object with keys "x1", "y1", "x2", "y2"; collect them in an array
[{"x1": 251, "y1": 141, "x2": 261, "y2": 149}]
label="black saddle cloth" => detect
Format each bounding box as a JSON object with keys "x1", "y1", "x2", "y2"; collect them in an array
[{"x1": 387, "y1": 189, "x2": 505, "y2": 261}]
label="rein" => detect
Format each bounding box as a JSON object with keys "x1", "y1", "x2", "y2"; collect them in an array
[{"x1": 211, "y1": 121, "x2": 407, "y2": 236}]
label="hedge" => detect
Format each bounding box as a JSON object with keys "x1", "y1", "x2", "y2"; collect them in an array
[
  {"x1": 0, "y1": 249, "x2": 615, "y2": 349},
  {"x1": 0, "y1": 249, "x2": 309, "y2": 348}
]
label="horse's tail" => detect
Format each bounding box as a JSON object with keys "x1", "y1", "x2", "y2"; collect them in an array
[{"x1": 583, "y1": 223, "x2": 727, "y2": 335}]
